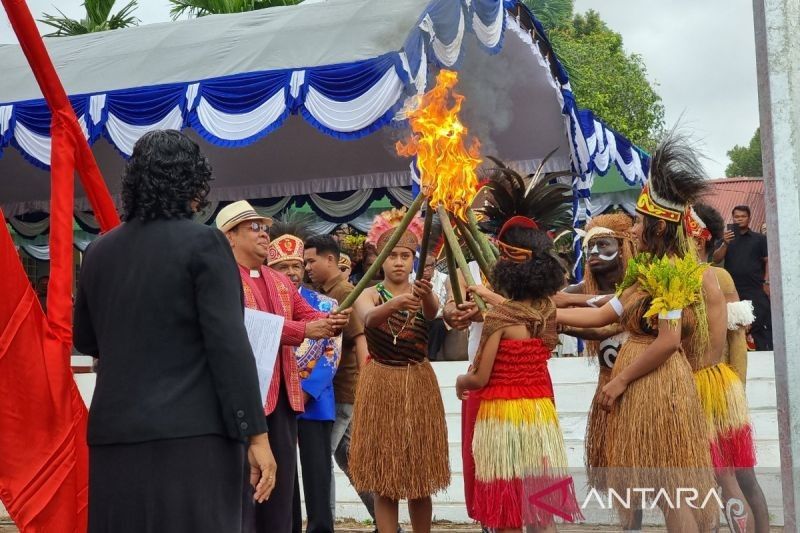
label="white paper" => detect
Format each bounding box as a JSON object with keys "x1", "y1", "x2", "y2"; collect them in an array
[
  {"x1": 467, "y1": 261, "x2": 484, "y2": 363},
  {"x1": 243, "y1": 308, "x2": 285, "y2": 405}
]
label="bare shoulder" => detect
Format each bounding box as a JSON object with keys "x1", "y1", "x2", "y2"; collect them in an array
[{"x1": 357, "y1": 286, "x2": 379, "y2": 304}]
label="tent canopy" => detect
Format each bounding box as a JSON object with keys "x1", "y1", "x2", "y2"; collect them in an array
[{"x1": 0, "y1": 0, "x2": 648, "y2": 224}]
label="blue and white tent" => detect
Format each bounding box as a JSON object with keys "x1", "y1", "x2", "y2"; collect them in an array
[{"x1": 0, "y1": 0, "x2": 648, "y2": 236}]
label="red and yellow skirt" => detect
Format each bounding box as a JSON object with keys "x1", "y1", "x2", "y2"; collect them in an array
[
  {"x1": 694, "y1": 362, "x2": 756, "y2": 469},
  {"x1": 471, "y1": 393, "x2": 583, "y2": 529}
]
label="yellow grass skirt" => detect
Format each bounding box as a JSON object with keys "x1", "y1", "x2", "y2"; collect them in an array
[{"x1": 695, "y1": 363, "x2": 756, "y2": 468}]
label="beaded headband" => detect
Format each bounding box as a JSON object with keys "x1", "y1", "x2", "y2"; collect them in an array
[{"x1": 636, "y1": 183, "x2": 683, "y2": 223}]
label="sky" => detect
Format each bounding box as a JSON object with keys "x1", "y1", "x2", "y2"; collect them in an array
[
  {"x1": 573, "y1": 0, "x2": 760, "y2": 177},
  {"x1": 0, "y1": 0, "x2": 760, "y2": 178}
]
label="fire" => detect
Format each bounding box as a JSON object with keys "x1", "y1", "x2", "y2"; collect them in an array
[{"x1": 396, "y1": 70, "x2": 481, "y2": 220}]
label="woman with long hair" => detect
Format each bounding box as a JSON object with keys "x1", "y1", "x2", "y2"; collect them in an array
[{"x1": 556, "y1": 133, "x2": 717, "y2": 532}]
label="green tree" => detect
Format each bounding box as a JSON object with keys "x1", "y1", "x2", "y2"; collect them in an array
[
  {"x1": 168, "y1": 0, "x2": 300, "y2": 19},
  {"x1": 39, "y1": 0, "x2": 138, "y2": 37},
  {"x1": 725, "y1": 128, "x2": 762, "y2": 177},
  {"x1": 548, "y1": 11, "x2": 665, "y2": 149}
]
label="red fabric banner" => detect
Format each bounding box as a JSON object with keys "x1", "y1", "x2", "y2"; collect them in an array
[{"x1": 0, "y1": 0, "x2": 121, "y2": 531}]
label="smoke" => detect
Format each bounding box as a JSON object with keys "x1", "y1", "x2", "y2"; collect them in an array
[{"x1": 457, "y1": 40, "x2": 528, "y2": 165}]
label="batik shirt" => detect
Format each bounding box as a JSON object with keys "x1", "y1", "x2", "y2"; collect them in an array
[{"x1": 296, "y1": 286, "x2": 342, "y2": 421}]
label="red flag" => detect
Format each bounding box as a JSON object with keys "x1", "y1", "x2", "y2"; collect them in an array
[
  {"x1": 1, "y1": 0, "x2": 120, "y2": 530},
  {"x1": 0, "y1": 207, "x2": 88, "y2": 531}
]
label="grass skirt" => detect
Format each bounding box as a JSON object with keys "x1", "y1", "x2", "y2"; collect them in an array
[
  {"x1": 349, "y1": 359, "x2": 450, "y2": 500},
  {"x1": 586, "y1": 366, "x2": 612, "y2": 490},
  {"x1": 472, "y1": 397, "x2": 583, "y2": 529},
  {"x1": 695, "y1": 362, "x2": 756, "y2": 469},
  {"x1": 605, "y1": 337, "x2": 716, "y2": 529}
]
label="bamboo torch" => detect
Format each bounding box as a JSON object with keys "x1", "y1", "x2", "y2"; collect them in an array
[
  {"x1": 454, "y1": 217, "x2": 492, "y2": 281},
  {"x1": 437, "y1": 205, "x2": 486, "y2": 312},
  {"x1": 414, "y1": 206, "x2": 435, "y2": 282},
  {"x1": 466, "y1": 208, "x2": 498, "y2": 262},
  {"x1": 334, "y1": 193, "x2": 426, "y2": 312},
  {"x1": 444, "y1": 239, "x2": 463, "y2": 305}
]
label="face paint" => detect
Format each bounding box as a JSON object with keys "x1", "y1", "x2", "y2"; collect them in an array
[{"x1": 587, "y1": 237, "x2": 621, "y2": 275}]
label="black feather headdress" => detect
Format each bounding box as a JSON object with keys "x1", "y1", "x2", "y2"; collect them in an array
[
  {"x1": 639, "y1": 130, "x2": 709, "y2": 222},
  {"x1": 477, "y1": 152, "x2": 574, "y2": 236},
  {"x1": 268, "y1": 211, "x2": 315, "y2": 242}
]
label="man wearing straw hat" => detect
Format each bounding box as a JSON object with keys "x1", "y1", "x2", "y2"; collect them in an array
[{"x1": 216, "y1": 200, "x2": 350, "y2": 533}]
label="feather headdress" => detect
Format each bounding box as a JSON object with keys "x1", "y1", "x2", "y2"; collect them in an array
[
  {"x1": 477, "y1": 153, "x2": 573, "y2": 236},
  {"x1": 268, "y1": 211, "x2": 315, "y2": 242},
  {"x1": 636, "y1": 130, "x2": 709, "y2": 224}
]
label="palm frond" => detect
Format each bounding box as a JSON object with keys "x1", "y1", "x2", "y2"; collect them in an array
[
  {"x1": 40, "y1": 0, "x2": 138, "y2": 36},
  {"x1": 108, "y1": 0, "x2": 140, "y2": 29},
  {"x1": 85, "y1": 0, "x2": 117, "y2": 27},
  {"x1": 39, "y1": 8, "x2": 91, "y2": 36},
  {"x1": 169, "y1": 0, "x2": 299, "y2": 19}
]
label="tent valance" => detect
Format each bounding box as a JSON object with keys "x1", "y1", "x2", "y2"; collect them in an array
[
  {"x1": 8, "y1": 186, "x2": 414, "y2": 239},
  {"x1": 0, "y1": 0, "x2": 508, "y2": 167},
  {"x1": 0, "y1": 0, "x2": 648, "y2": 219}
]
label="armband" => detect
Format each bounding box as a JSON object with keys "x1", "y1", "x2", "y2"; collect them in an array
[{"x1": 609, "y1": 296, "x2": 624, "y2": 317}]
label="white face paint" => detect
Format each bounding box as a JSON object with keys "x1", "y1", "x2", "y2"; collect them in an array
[{"x1": 589, "y1": 243, "x2": 619, "y2": 262}]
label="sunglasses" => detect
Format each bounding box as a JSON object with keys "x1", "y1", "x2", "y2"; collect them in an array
[{"x1": 246, "y1": 221, "x2": 271, "y2": 233}]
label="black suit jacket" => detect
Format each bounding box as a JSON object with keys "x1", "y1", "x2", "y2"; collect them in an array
[{"x1": 74, "y1": 218, "x2": 267, "y2": 446}]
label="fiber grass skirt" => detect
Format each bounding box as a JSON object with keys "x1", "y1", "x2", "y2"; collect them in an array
[
  {"x1": 472, "y1": 397, "x2": 583, "y2": 529},
  {"x1": 585, "y1": 366, "x2": 612, "y2": 490},
  {"x1": 605, "y1": 337, "x2": 716, "y2": 528},
  {"x1": 695, "y1": 362, "x2": 756, "y2": 469},
  {"x1": 349, "y1": 359, "x2": 450, "y2": 500}
]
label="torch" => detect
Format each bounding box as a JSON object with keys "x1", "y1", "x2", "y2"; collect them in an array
[
  {"x1": 334, "y1": 69, "x2": 494, "y2": 312},
  {"x1": 334, "y1": 194, "x2": 426, "y2": 312},
  {"x1": 414, "y1": 206, "x2": 435, "y2": 282}
]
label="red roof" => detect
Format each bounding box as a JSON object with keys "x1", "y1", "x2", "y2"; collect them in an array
[{"x1": 703, "y1": 178, "x2": 766, "y2": 232}]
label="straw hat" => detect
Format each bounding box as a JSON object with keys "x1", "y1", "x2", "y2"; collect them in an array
[{"x1": 215, "y1": 200, "x2": 272, "y2": 233}]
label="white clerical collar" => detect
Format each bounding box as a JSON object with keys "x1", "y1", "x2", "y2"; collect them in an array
[{"x1": 249, "y1": 269, "x2": 260, "y2": 278}]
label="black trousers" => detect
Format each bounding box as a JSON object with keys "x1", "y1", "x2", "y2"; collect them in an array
[
  {"x1": 243, "y1": 385, "x2": 298, "y2": 533},
  {"x1": 293, "y1": 419, "x2": 334, "y2": 533},
  {"x1": 743, "y1": 289, "x2": 773, "y2": 351}
]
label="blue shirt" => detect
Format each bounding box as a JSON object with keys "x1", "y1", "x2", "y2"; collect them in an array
[{"x1": 295, "y1": 286, "x2": 341, "y2": 421}]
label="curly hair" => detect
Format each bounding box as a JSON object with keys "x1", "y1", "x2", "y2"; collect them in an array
[
  {"x1": 121, "y1": 130, "x2": 213, "y2": 222},
  {"x1": 492, "y1": 226, "x2": 566, "y2": 301}
]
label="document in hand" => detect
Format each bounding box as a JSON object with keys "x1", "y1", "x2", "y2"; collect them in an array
[{"x1": 243, "y1": 308, "x2": 285, "y2": 405}]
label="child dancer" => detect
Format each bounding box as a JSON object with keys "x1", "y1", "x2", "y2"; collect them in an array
[
  {"x1": 350, "y1": 227, "x2": 450, "y2": 533},
  {"x1": 456, "y1": 217, "x2": 583, "y2": 532}
]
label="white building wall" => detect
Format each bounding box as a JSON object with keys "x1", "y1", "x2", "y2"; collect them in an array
[{"x1": 1, "y1": 353, "x2": 783, "y2": 527}]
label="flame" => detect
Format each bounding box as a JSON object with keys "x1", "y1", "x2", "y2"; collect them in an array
[{"x1": 396, "y1": 70, "x2": 481, "y2": 220}]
